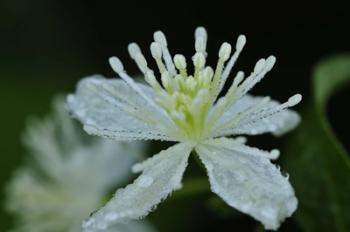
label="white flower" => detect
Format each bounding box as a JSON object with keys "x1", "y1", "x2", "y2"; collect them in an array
[
  {"x1": 5, "y1": 97, "x2": 155, "y2": 232},
  {"x1": 68, "y1": 27, "x2": 302, "y2": 231}
]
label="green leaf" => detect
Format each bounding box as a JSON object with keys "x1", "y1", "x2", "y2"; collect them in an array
[{"x1": 283, "y1": 55, "x2": 350, "y2": 231}]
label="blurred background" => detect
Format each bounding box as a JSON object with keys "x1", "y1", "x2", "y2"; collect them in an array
[{"x1": 1, "y1": 0, "x2": 349, "y2": 231}]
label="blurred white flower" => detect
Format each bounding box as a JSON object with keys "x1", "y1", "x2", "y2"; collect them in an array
[
  {"x1": 5, "y1": 97, "x2": 155, "y2": 232},
  {"x1": 68, "y1": 27, "x2": 302, "y2": 231}
]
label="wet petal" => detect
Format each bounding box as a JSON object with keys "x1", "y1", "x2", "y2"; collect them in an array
[
  {"x1": 67, "y1": 75, "x2": 177, "y2": 141},
  {"x1": 213, "y1": 94, "x2": 300, "y2": 137},
  {"x1": 106, "y1": 220, "x2": 157, "y2": 232},
  {"x1": 195, "y1": 138, "x2": 297, "y2": 230},
  {"x1": 82, "y1": 142, "x2": 193, "y2": 232}
]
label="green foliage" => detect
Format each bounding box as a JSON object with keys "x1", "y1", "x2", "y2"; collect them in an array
[{"x1": 283, "y1": 55, "x2": 350, "y2": 232}]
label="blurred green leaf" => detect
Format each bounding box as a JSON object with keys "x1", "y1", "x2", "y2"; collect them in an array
[{"x1": 283, "y1": 55, "x2": 350, "y2": 231}]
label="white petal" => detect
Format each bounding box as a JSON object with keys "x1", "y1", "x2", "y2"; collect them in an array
[
  {"x1": 82, "y1": 143, "x2": 193, "y2": 232},
  {"x1": 213, "y1": 94, "x2": 300, "y2": 137},
  {"x1": 195, "y1": 138, "x2": 297, "y2": 230},
  {"x1": 67, "y1": 75, "x2": 176, "y2": 141},
  {"x1": 106, "y1": 220, "x2": 157, "y2": 232}
]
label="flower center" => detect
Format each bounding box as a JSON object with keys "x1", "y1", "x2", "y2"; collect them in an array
[
  {"x1": 153, "y1": 66, "x2": 213, "y2": 142},
  {"x1": 108, "y1": 27, "x2": 295, "y2": 142}
]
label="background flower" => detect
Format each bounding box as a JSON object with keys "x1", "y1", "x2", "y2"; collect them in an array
[{"x1": 5, "y1": 97, "x2": 156, "y2": 232}]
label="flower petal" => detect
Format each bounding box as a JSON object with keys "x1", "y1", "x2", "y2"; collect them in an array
[
  {"x1": 106, "y1": 220, "x2": 157, "y2": 232},
  {"x1": 67, "y1": 75, "x2": 176, "y2": 141},
  {"x1": 82, "y1": 142, "x2": 193, "y2": 232},
  {"x1": 212, "y1": 94, "x2": 300, "y2": 137},
  {"x1": 195, "y1": 138, "x2": 297, "y2": 230}
]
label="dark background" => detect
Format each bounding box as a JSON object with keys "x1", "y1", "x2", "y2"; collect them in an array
[{"x1": 1, "y1": 0, "x2": 349, "y2": 231}]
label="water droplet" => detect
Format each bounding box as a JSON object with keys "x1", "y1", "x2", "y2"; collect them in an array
[{"x1": 136, "y1": 175, "x2": 154, "y2": 187}]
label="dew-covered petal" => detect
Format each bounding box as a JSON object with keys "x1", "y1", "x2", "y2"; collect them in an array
[
  {"x1": 67, "y1": 75, "x2": 176, "y2": 141},
  {"x1": 106, "y1": 220, "x2": 157, "y2": 232},
  {"x1": 212, "y1": 94, "x2": 300, "y2": 137},
  {"x1": 195, "y1": 138, "x2": 297, "y2": 230},
  {"x1": 82, "y1": 142, "x2": 193, "y2": 232}
]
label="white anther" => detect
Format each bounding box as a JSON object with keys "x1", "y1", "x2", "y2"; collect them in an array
[
  {"x1": 150, "y1": 42, "x2": 162, "y2": 59},
  {"x1": 203, "y1": 67, "x2": 214, "y2": 78},
  {"x1": 109, "y1": 57, "x2": 124, "y2": 74},
  {"x1": 254, "y1": 58, "x2": 266, "y2": 73},
  {"x1": 174, "y1": 54, "x2": 187, "y2": 70},
  {"x1": 128, "y1": 43, "x2": 141, "y2": 59},
  {"x1": 154, "y1": 31, "x2": 168, "y2": 47},
  {"x1": 287, "y1": 94, "x2": 302, "y2": 106},
  {"x1": 265, "y1": 55, "x2": 276, "y2": 71},
  {"x1": 195, "y1": 27, "x2": 207, "y2": 53},
  {"x1": 154, "y1": 30, "x2": 176, "y2": 75},
  {"x1": 195, "y1": 27, "x2": 207, "y2": 41},
  {"x1": 233, "y1": 71, "x2": 245, "y2": 86},
  {"x1": 193, "y1": 53, "x2": 205, "y2": 69},
  {"x1": 219, "y1": 42, "x2": 232, "y2": 61},
  {"x1": 236, "y1": 35, "x2": 246, "y2": 51},
  {"x1": 195, "y1": 37, "x2": 206, "y2": 53}
]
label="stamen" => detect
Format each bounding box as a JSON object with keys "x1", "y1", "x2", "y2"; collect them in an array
[
  {"x1": 174, "y1": 54, "x2": 187, "y2": 77},
  {"x1": 216, "y1": 35, "x2": 246, "y2": 98},
  {"x1": 150, "y1": 42, "x2": 167, "y2": 74},
  {"x1": 186, "y1": 76, "x2": 197, "y2": 92},
  {"x1": 109, "y1": 56, "x2": 124, "y2": 73},
  {"x1": 254, "y1": 58, "x2": 266, "y2": 73},
  {"x1": 232, "y1": 71, "x2": 245, "y2": 87},
  {"x1": 127, "y1": 42, "x2": 141, "y2": 59},
  {"x1": 200, "y1": 67, "x2": 214, "y2": 85},
  {"x1": 154, "y1": 31, "x2": 177, "y2": 75},
  {"x1": 109, "y1": 57, "x2": 151, "y2": 102},
  {"x1": 222, "y1": 71, "x2": 245, "y2": 108},
  {"x1": 195, "y1": 26, "x2": 207, "y2": 54},
  {"x1": 161, "y1": 71, "x2": 174, "y2": 92},
  {"x1": 236, "y1": 56, "x2": 276, "y2": 99},
  {"x1": 145, "y1": 70, "x2": 162, "y2": 91},
  {"x1": 210, "y1": 42, "x2": 232, "y2": 100},
  {"x1": 218, "y1": 42, "x2": 232, "y2": 61},
  {"x1": 150, "y1": 42, "x2": 162, "y2": 59},
  {"x1": 192, "y1": 53, "x2": 206, "y2": 77},
  {"x1": 235, "y1": 94, "x2": 302, "y2": 130},
  {"x1": 128, "y1": 43, "x2": 149, "y2": 73},
  {"x1": 287, "y1": 94, "x2": 302, "y2": 106}
]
